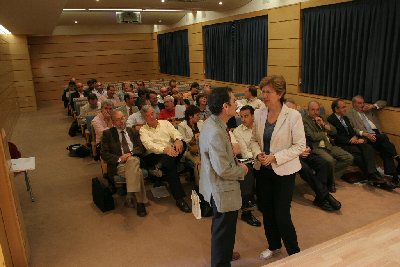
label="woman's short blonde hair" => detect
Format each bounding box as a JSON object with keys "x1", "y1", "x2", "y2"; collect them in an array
[{"x1": 259, "y1": 75, "x2": 286, "y2": 104}]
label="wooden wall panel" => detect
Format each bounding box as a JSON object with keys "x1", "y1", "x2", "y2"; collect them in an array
[
  {"x1": 189, "y1": 50, "x2": 203, "y2": 63},
  {"x1": 269, "y1": 4, "x2": 301, "y2": 22},
  {"x1": 28, "y1": 33, "x2": 158, "y2": 106},
  {"x1": 268, "y1": 66, "x2": 299, "y2": 86},
  {"x1": 268, "y1": 39, "x2": 300, "y2": 49},
  {"x1": 268, "y1": 48, "x2": 300, "y2": 67},
  {"x1": 0, "y1": 35, "x2": 21, "y2": 138},
  {"x1": 269, "y1": 20, "x2": 301, "y2": 40}
]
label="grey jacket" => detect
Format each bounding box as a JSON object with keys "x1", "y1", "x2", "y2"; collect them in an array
[
  {"x1": 199, "y1": 115, "x2": 245, "y2": 213},
  {"x1": 346, "y1": 100, "x2": 386, "y2": 135}
]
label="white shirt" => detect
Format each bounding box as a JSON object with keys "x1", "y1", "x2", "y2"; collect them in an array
[
  {"x1": 126, "y1": 112, "x2": 145, "y2": 128},
  {"x1": 177, "y1": 120, "x2": 204, "y2": 144},
  {"x1": 236, "y1": 97, "x2": 265, "y2": 111},
  {"x1": 233, "y1": 124, "x2": 253, "y2": 159},
  {"x1": 139, "y1": 120, "x2": 183, "y2": 154}
]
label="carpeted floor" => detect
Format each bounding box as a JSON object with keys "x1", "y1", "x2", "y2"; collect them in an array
[{"x1": 11, "y1": 105, "x2": 400, "y2": 267}]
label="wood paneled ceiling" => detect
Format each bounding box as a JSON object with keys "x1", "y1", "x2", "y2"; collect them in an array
[{"x1": 0, "y1": 0, "x2": 252, "y2": 35}]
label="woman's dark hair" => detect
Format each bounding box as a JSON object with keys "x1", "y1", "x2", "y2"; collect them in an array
[
  {"x1": 185, "y1": 105, "x2": 201, "y2": 133},
  {"x1": 208, "y1": 87, "x2": 232, "y2": 115},
  {"x1": 195, "y1": 92, "x2": 207, "y2": 106}
]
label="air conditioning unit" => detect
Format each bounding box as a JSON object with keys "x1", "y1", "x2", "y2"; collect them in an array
[{"x1": 116, "y1": 12, "x2": 141, "y2": 23}]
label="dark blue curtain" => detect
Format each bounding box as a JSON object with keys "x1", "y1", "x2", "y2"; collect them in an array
[
  {"x1": 302, "y1": 0, "x2": 400, "y2": 106},
  {"x1": 158, "y1": 30, "x2": 190, "y2": 77},
  {"x1": 203, "y1": 15, "x2": 268, "y2": 85},
  {"x1": 204, "y1": 22, "x2": 235, "y2": 82},
  {"x1": 234, "y1": 16, "x2": 268, "y2": 85}
]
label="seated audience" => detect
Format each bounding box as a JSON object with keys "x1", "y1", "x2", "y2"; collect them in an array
[
  {"x1": 327, "y1": 99, "x2": 392, "y2": 186},
  {"x1": 85, "y1": 79, "x2": 97, "y2": 95},
  {"x1": 123, "y1": 92, "x2": 139, "y2": 116},
  {"x1": 62, "y1": 79, "x2": 76, "y2": 108},
  {"x1": 236, "y1": 86, "x2": 265, "y2": 110},
  {"x1": 172, "y1": 87, "x2": 186, "y2": 106},
  {"x1": 167, "y1": 79, "x2": 177, "y2": 94},
  {"x1": 147, "y1": 90, "x2": 162, "y2": 116},
  {"x1": 101, "y1": 110, "x2": 148, "y2": 217},
  {"x1": 202, "y1": 83, "x2": 212, "y2": 96},
  {"x1": 92, "y1": 100, "x2": 114, "y2": 145},
  {"x1": 157, "y1": 86, "x2": 169, "y2": 105},
  {"x1": 126, "y1": 102, "x2": 146, "y2": 131},
  {"x1": 196, "y1": 93, "x2": 211, "y2": 120},
  {"x1": 159, "y1": 95, "x2": 175, "y2": 121},
  {"x1": 183, "y1": 82, "x2": 200, "y2": 105},
  {"x1": 78, "y1": 93, "x2": 101, "y2": 124},
  {"x1": 117, "y1": 82, "x2": 134, "y2": 101},
  {"x1": 92, "y1": 82, "x2": 107, "y2": 98},
  {"x1": 301, "y1": 100, "x2": 353, "y2": 192},
  {"x1": 70, "y1": 82, "x2": 88, "y2": 109},
  {"x1": 99, "y1": 85, "x2": 120, "y2": 105},
  {"x1": 233, "y1": 105, "x2": 262, "y2": 227},
  {"x1": 139, "y1": 105, "x2": 191, "y2": 213},
  {"x1": 347, "y1": 95, "x2": 400, "y2": 186}
]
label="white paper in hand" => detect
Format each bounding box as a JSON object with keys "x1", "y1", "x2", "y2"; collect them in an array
[{"x1": 191, "y1": 190, "x2": 202, "y2": 219}]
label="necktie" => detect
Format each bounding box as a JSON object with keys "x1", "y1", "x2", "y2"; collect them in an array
[
  {"x1": 120, "y1": 130, "x2": 130, "y2": 154},
  {"x1": 360, "y1": 113, "x2": 373, "y2": 133}
]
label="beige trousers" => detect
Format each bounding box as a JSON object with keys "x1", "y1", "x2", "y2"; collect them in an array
[{"x1": 117, "y1": 156, "x2": 148, "y2": 203}]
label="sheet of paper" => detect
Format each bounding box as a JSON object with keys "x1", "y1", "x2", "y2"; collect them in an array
[{"x1": 10, "y1": 157, "x2": 36, "y2": 172}]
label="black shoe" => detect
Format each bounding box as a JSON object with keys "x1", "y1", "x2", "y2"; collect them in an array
[
  {"x1": 372, "y1": 181, "x2": 396, "y2": 191},
  {"x1": 328, "y1": 182, "x2": 336, "y2": 193},
  {"x1": 176, "y1": 199, "x2": 191, "y2": 213},
  {"x1": 201, "y1": 202, "x2": 213, "y2": 217},
  {"x1": 137, "y1": 203, "x2": 147, "y2": 217},
  {"x1": 242, "y1": 199, "x2": 257, "y2": 210},
  {"x1": 326, "y1": 194, "x2": 341, "y2": 210},
  {"x1": 241, "y1": 211, "x2": 261, "y2": 227},
  {"x1": 368, "y1": 172, "x2": 384, "y2": 183},
  {"x1": 313, "y1": 198, "x2": 335, "y2": 212},
  {"x1": 392, "y1": 176, "x2": 400, "y2": 188}
]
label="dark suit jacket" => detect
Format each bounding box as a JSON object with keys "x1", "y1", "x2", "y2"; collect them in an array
[
  {"x1": 327, "y1": 114, "x2": 358, "y2": 145},
  {"x1": 101, "y1": 127, "x2": 145, "y2": 177}
]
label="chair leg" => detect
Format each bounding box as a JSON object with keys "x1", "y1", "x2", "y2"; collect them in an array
[{"x1": 24, "y1": 171, "x2": 35, "y2": 202}]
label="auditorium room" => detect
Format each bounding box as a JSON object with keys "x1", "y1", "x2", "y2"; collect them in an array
[{"x1": 1, "y1": 0, "x2": 400, "y2": 266}]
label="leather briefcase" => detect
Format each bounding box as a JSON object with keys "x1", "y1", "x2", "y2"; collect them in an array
[{"x1": 92, "y1": 177, "x2": 115, "y2": 212}]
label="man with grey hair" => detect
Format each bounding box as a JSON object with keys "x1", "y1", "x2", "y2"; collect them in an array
[
  {"x1": 347, "y1": 95, "x2": 400, "y2": 186},
  {"x1": 139, "y1": 105, "x2": 191, "y2": 213},
  {"x1": 101, "y1": 110, "x2": 148, "y2": 217},
  {"x1": 92, "y1": 99, "x2": 114, "y2": 145},
  {"x1": 302, "y1": 100, "x2": 353, "y2": 192}
]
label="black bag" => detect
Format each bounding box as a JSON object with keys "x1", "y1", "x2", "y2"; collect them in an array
[
  {"x1": 92, "y1": 177, "x2": 115, "y2": 212},
  {"x1": 68, "y1": 120, "x2": 80, "y2": 137},
  {"x1": 67, "y1": 144, "x2": 91, "y2": 158}
]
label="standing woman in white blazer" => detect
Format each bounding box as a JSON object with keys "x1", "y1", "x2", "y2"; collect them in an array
[{"x1": 250, "y1": 75, "x2": 306, "y2": 260}]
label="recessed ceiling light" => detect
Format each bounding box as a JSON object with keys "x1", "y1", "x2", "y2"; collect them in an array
[
  {"x1": 161, "y1": 0, "x2": 165, "y2": 2},
  {"x1": 158, "y1": 20, "x2": 162, "y2": 23},
  {"x1": 74, "y1": 20, "x2": 78, "y2": 24},
  {"x1": 96, "y1": 0, "x2": 100, "y2": 1},
  {"x1": 218, "y1": 1, "x2": 223, "y2": 5}
]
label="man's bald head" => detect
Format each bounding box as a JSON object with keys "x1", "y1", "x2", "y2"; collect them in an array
[{"x1": 308, "y1": 101, "x2": 321, "y2": 118}]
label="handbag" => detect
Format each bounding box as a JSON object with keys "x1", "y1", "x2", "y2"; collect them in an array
[{"x1": 92, "y1": 177, "x2": 115, "y2": 212}]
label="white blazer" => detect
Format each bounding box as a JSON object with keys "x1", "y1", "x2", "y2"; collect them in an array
[{"x1": 249, "y1": 104, "x2": 306, "y2": 176}]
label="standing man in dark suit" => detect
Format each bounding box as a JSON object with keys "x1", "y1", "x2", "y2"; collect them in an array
[
  {"x1": 327, "y1": 99, "x2": 387, "y2": 184},
  {"x1": 346, "y1": 96, "x2": 400, "y2": 186},
  {"x1": 101, "y1": 110, "x2": 148, "y2": 217},
  {"x1": 199, "y1": 87, "x2": 248, "y2": 267}
]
